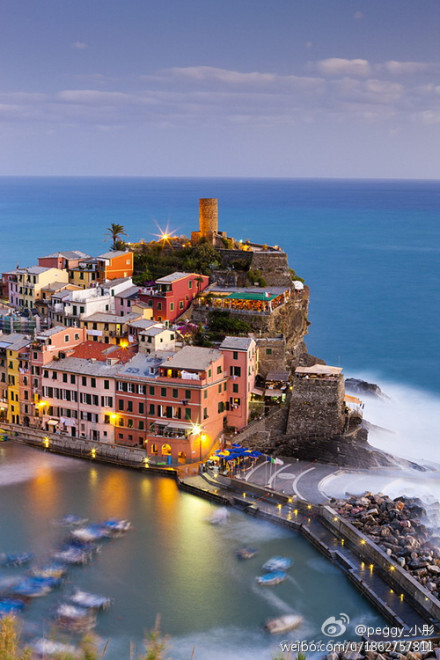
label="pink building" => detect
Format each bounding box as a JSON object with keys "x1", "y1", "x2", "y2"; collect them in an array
[
  {"x1": 138, "y1": 272, "x2": 209, "y2": 323},
  {"x1": 40, "y1": 357, "x2": 120, "y2": 441},
  {"x1": 114, "y1": 346, "x2": 227, "y2": 463},
  {"x1": 220, "y1": 336, "x2": 257, "y2": 430},
  {"x1": 38, "y1": 251, "x2": 91, "y2": 271},
  {"x1": 114, "y1": 285, "x2": 141, "y2": 316}
]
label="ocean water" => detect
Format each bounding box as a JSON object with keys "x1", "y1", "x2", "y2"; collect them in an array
[{"x1": 1, "y1": 176, "x2": 439, "y2": 394}]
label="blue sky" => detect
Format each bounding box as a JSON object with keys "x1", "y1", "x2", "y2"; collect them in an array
[{"x1": 1, "y1": 0, "x2": 440, "y2": 178}]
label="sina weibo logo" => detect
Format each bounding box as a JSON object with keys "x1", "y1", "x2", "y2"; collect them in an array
[{"x1": 321, "y1": 613, "x2": 350, "y2": 636}]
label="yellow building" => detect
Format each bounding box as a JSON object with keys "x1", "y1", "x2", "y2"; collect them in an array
[
  {"x1": 68, "y1": 259, "x2": 100, "y2": 289},
  {"x1": 5, "y1": 335, "x2": 31, "y2": 425},
  {"x1": 80, "y1": 311, "x2": 151, "y2": 345},
  {"x1": 8, "y1": 266, "x2": 69, "y2": 310}
]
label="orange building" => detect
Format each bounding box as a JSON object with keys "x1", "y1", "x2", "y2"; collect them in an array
[{"x1": 96, "y1": 251, "x2": 134, "y2": 281}]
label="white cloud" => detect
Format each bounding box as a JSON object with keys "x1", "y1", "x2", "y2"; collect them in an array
[
  {"x1": 72, "y1": 41, "x2": 88, "y2": 50},
  {"x1": 314, "y1": 58, "x2": 371, "y2": 77},
  {"x1": 380, "y1": 61, "x2": 438, "y2": 76}
]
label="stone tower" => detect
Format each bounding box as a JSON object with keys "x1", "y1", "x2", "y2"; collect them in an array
[{"x1": 199, "y1": 198, "x2": 218, "y2": 237}]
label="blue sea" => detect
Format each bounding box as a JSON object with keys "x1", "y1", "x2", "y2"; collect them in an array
[{"x1": 0, "y1": 177, "x2": 439, "y2": 398}]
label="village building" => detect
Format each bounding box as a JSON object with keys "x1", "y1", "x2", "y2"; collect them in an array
[
  {"x1": 96, "y1": 251, "x2": 134, "y2": 281},
  {"x1": 38, "y1": 251, "x2": 91, "y2": 271},
  {"x1": 6, "y1": 266, "x2": 69, "y2": 310},
  {"x1": 219, "y1": 336, "x2": 258, "y2": 430},
  {"x1": 138, "y1": 272, "x2": 209, "y2": 323}
]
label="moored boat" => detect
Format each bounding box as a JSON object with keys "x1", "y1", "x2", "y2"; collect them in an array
[
  {"x1": 55, "y1": 603, "x2": 96, "y2": 632},
  {"x1": 31, "y1": 563, "x2": 67, "y2": 579},
  {"x1": 69, "y1": 588, "x2": 112, "y2": 610},
  {"x1": 0, "y1": 599, "x2": 25, "y2": 616},
  {"x1": 256, "y1": 571, "x2": 287, "y2": 586},
  {"x1": 0, "y1": 552, "x2": 33, "y2": 567},
  {"x1": 100, "y1": 518, "x2": 132, "y2": 534},
  {"x1": 236, "y1": 546, "x2": 257, "y2": 560},
  {"x1": 265, "y1": 614, "x2": 303, "y2": 634},
  {"x1": 9, "y1": 577, "x2": 55, "y2": 599},
  {"x1": 32, "y1": 638, "x2": 80, "y2": 658},
  {"x1": 71, "y1": 524, "x2": 111, "y2": 543},
  {"x1": 52, "y1": 546, "x2": 93, "y2": 566},
  {"x1": 262, "y1": 556, "x2": 292, "y2": 572},
  {"x1": 208, "y1": 507, "x2": 229, "y2": 524}
]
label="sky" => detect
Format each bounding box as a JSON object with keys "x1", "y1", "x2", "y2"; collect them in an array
[{"x1": 1, "y1": 0, "x2": 440, "y2": 178}]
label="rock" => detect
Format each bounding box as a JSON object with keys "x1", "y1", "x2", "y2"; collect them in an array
[
  {"x1": 345, "y1": 378, "x2": 386, "y2": 398},
  {"x1": 428, "y1": 565, "x2": 440, "y2": 574}
]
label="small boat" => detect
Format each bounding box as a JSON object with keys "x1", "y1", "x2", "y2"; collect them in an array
[
  {"x1": 100, "y1": 518, "x2": 132, "y2": 534},
  {"x1": 72, "y1": 524, "x2": 111, "y2": 543},
  {"x1": 262, "y1": 556, "x2": 292, "y2": 572},
  {"x1": 208, "y1": 507, "x2": 229, "y2": 524},
  {"x1": 10, "y1": 577, "x2": 54, "y2": 598},
  {"x1": 69, "y1": 588, "x2": 112, "y2": 610},
  {"x1": 265, "y1": 614, "x2": 304, "y2": 634},
  {"x1": 0, "y1": 599, "x2": 25, "y2": 616},
  {"x1": 0, "y1": 552, "x2": 33, "y2": 567},
  {"x1": 236, "y1": 546, "x2": 257, "y2": 560},
  {"x1": 55, "y1": 603, "x2": 96, "y2": 632},
  {"x1": 32, "y1": 638, "x2": 80, "y2": 658},
  {"x1": 256, "y1": 571, "x2": 287, "y2": 586},
  {"x1": 53, "y1": 546, "x2": 93, "y2": 566},
  {"x1": 31, "y1": 563, "x2": 67, "y2": 579},
  {"x1": 54, "y1": 514, "x2": 88, "y2": 527}
]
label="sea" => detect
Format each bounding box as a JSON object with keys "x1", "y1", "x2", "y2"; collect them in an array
[{"x1": 0, "y1": 177, "x2": 439, "y2": 654}]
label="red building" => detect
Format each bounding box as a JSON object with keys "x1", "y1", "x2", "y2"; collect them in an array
[{"x1": 138, "y1": 272, "x2": 209, "y2": 323}]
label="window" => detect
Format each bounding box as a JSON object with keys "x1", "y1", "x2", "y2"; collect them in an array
[
  {"x1": 104, "y1": 380, "x2": 110, "y2": 390},
  {"x1": 64, "y1": 335, "x2": 69, "y2": 343},
  {"x1": 218, "y1": 385, "x2": 222, "y2": 393},
  {"x1": 233, "y1": 383, "x2": 239, "y2": 393},
  {"x1": 217, "y1": 366, "x2": 222, "y2": 374},
  {"x1": 233, "y1": 351, "x2": 238, "y2": 360},
  {"x1": 170, "y1": 302, "x2": 174, "y2": 311},
  {"x1": 184, "y1": 390, "x2": 191, "y2": 400},
  {"x1": 74, "y1": 333, "x2": 79, "y2": 340},
  {"x1": 185, "y1": 408, "x2": 191, "y2": 420},
  {"x1": 104, "y1": 414, "x2": 110, "y2": 424},
  {"x1": 204, "y1": 390, "x2": 207, "y2": 399},
  {"x1": 188, "y1": 280, "x2": 192, "y2": 289},
  {"x1": 139, "y1": 402, "x2": 144, "y2": 414},
  {"x1": 166, "y1": 406, "x2": 172, "y2": 419},
  {"x1": 62, "y1": 373, "x2": 68, "y2": 383},
  {"x1": 149, "y1": 386, "x2": 155, "y2": 395},
  {"x1": 82, "y1": 376, "x2": 87, "y2": 386},
  {"x1": 179, "y1": 300, "x2": 184, "y2": 309},
  {"x1": 139, "y1": 421, "x2": 144, "y2": 430},
  {"x1": 161, "y1": 387, "x2": 166, "y2": 397},
  {"x1": 43, "y1": 370, "x2": 49, "y2": 378},
  {"x1": 230, "y1": 366, "x2": 241, "y2": 377},
  {"x1": 208, "y1": 369, "x2": 211, "y2": 377},
  {"x1": 138, "y1": 384, "x2": 146, "y2": 395},
  {"x1": 149, "y1": 404, "x2": 155, "y2": 415},
  {"x1": 91, "y1": 378, "x2": 96, "y2": 388},
  {"x1": 118, "y1": 400, "x2": 124, "y2": 411},
  {"x1": 127, "y1": 383, "x2": 134, "y2": 393},
  {"x1": 127, "y1": 419, "x2": 133, "y2": 428},
  {"x1": 266, "y1": 348, "x2": 272, "y2": 355},
  {"x1": 203, "y1": 407, "x2": 208, "y2": 419},
  {"x1": 127, "y1": 401, "x2": 133, "y2": 412},
  {"x1": 70, "y1": 374, "x2": 76, "y2": 384},
  {"x1": 218, "y1": 401, "x2": 224, "y2": 413},
  {"x1": 172, "y1": 388, "x2": 178, "y2": 398},
  {"x1": 157, "y1": 302, "x2": 162, "y2": 311}
]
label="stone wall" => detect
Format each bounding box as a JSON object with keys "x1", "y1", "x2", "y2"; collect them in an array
[
  {"x1": 286, "y1": 374, "x2": 346, "y2": 439},
  {"x1": 255, "y1": 336, "x2": 286, "y2": 377},
  {"x1": 249, "y1": 251, "x2": 292, "y2": 287}
]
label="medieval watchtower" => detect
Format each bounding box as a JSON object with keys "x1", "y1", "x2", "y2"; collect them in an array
[{"x1": 199, "y1": 198, "x2": 218, "y2": 237}]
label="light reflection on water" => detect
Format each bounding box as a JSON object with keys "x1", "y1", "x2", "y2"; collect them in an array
[{"x1": 0, "y1": 443, "x2": 384, "y2": 659}]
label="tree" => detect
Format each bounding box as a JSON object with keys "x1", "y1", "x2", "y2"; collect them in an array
[{"x1": 106, "y1": 223, "x2": 128, "y2": 249}]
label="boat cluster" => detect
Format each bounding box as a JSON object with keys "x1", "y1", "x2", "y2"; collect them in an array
[{"x1": 0, "y1": 514, "x2": 131, "y2": 656}]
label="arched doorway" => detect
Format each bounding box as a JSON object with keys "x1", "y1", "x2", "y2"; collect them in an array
[
  {"x1": 177, "y1": 451, "x2": 186, "y2": 464},
  {"x1": 161, "y1": 443, "x2": 171, "y2": 456}
]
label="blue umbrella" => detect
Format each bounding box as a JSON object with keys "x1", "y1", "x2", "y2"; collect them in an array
[{"x1": 251, "y1": 451, "x2": 263, "y2": 457}]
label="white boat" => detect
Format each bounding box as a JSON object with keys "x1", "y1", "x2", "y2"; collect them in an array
[
  {"x1": 72, "y1": 525, "x2": 111, "y2": 542},
  {"x1": 33, "y1": 638, "x2": 80, "y2": 658},
  {"x1": 208, "y1": 507, "x2": 229, "y2": 524},
  {"x1": 265, "y1": 614, "x2": 303, "y2": 634},
  {"x1": 101, "y1": 518, "x2": 132, "y2": 534},
  {"x1": 256, "y1": 571, "x2": 287, "y2": 586},
  {"x1": 262, "y1": 556, "x2": 292, "y2": 572},
  {"x1": 55, "y1": 603, "x2": 96, "y2": 632},
  {"x1": 70, "y1": 588, "x2": 112, "y2": 610}
]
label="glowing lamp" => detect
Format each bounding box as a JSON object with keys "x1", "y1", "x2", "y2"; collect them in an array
[
  {"x1": 90, "y1": 448, "x2": 96, "y2": 459},
  {"x1": 191, "y1": 423, "x2": 202, "y2": 436},
  {"x1": 43, "y1": 437, "x2": 50, "y2": 448},
  {"x1": 120, "y1": 340, "x2": 129, "y2": 349}
]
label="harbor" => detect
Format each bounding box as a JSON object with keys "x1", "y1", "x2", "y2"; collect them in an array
[{"x1": 0, "y1": 439, "x2": 386, "y2": 659}]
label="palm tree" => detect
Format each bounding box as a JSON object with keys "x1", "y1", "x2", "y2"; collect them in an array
[{"x1": 106, "y1": 223, "x2": 128, "y2": 249}]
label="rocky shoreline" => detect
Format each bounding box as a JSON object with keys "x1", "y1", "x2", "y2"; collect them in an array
[{"x1": 331, "y1": 492, "x2": 440, "y2": 600}]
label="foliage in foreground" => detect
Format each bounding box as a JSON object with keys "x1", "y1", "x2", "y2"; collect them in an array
[{"x1": 0, "y1": 614, "x2": 302, "y2": 659}]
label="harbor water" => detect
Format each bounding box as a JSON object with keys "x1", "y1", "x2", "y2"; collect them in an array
[{"x1": 0, "y1": 442, "x2": 383, "y2": 658}]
